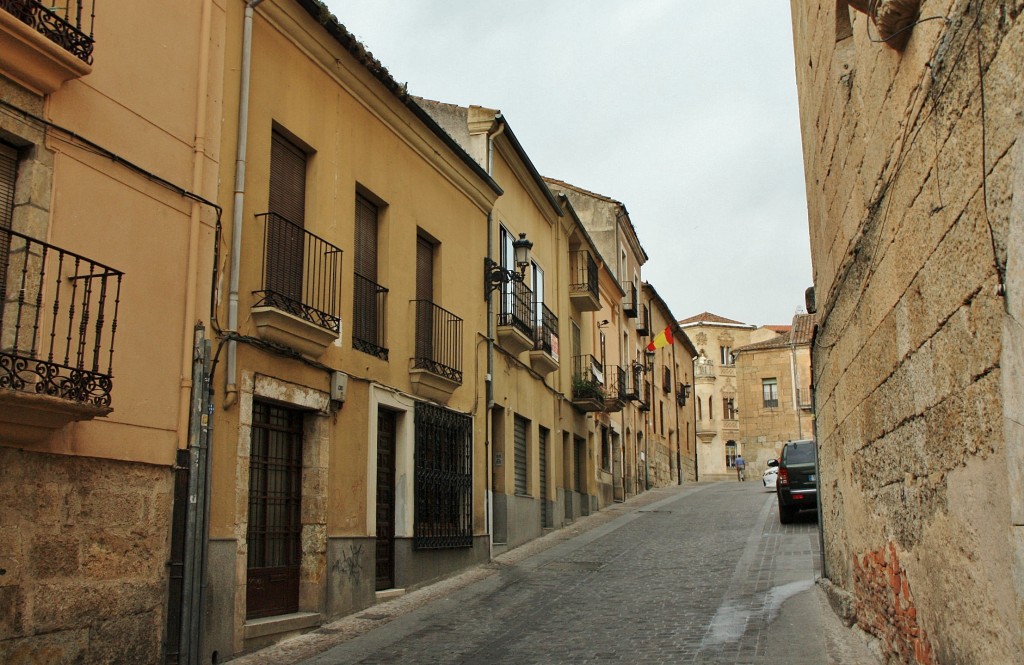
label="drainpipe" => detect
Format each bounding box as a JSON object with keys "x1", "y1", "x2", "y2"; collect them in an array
[
  {"x1": 224, "y1": 0, "x2": 265, "y2": 408},
  {"x1": 177, "y1": 0, "x2": 215, "y2": 448},
  {"x1": 484, "y1": 119, "x2": 505, "y2": 557}
]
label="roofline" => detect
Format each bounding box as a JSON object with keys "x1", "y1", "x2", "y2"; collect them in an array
[
  {"x1": 295, "y1": 0, "x2": 502, "y2": 197},
  {"x1": 496, "y1": 115, "x2": 563, "y2": 218},
  {"x1": 544, "y1": 176, "x2": 649, "y2": 263},
  {"x1": 678, "y1": 320, "x2": 756, "y2": 330}
]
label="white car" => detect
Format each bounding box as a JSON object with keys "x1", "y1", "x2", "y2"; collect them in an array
[{"x1": 762, "y1": 466, "x2": 779, "y2": 490}]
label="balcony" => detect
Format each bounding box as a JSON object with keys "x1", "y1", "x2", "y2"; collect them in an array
[
  {"x1": 676, "y1": 382, "x2": 690, "y2": 406},
  {"x1": 723, "y1": 418, "x2": 739, "y2": 431},
  {"x1": 251, "y1": 213, "x2": 342, "y2": 358},
  {"x1": 603, "y1": 365, "x2": 627, "y2": 413},
  {"x1": 636, "y1": 303, "x2": 650, "y2": 337},
  {"x1": 529, "y1": 302, "x2": 558, "y2": 375},
  {"x1": 571, "y1": 354, "x2": 605, "y2": 412},
  {"x1": 353, "y1": 272, "x2": 388, "y2": 360},
  {"x1": 568, "y1": 250, "x2": 600, "y2": 312},
  {"x1": 637, "y1": 380, "x2": 651, "y2": 412},
  {"x1": 496, "y1": 279, "x2": 533, "y2": 355},
  {"x1": 0, "y1": 226, "x2": 121, "y2": 443},
  {"x1": 623, "y1": 283, "x2": 638, "y2": 318},
  {"x1": 623, "y1": 363, "x2": 642, "y2": 400},
  {"x1": 0, "y1": 0, "x2": 94, "y2": 94},
  {"x1": 409, "y1": 300, "x2": 462, "y2": 403}
]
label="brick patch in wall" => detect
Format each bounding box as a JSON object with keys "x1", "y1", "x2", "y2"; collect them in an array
[{"x1": 853, "y1": 542, "x2": 934, "y2": 665}]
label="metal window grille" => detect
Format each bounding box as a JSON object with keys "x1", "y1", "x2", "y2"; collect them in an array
[
  {"x1": 413, "y1": 402, "x2": 473, "y2": 549},
  {"x1": 246, "y1": 401, "x2": 303, "y2": 619}
]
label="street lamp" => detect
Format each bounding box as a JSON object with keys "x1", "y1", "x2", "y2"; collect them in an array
[{"x1": 483, "y1": 232, "x2": 533, "y2": 299}]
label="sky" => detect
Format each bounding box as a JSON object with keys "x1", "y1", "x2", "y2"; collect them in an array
[{"x1": 324, "y1": 1, "x2": 813, "y2": 327}]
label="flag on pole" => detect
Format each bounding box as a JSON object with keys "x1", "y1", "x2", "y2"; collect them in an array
[{"x1": 646, "y1": 325, "x2": 673, "y2": 352}]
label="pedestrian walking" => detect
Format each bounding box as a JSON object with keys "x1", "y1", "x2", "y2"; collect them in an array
[{"x1": 735, "y1": 454, "x2": 746, "y2": 481}]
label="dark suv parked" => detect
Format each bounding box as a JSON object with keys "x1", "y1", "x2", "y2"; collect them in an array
[{"x1": 773, "y1": 439, "x2": 817, "y2": 524}]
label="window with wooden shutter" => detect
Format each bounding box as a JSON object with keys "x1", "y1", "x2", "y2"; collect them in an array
[
  {"x1": 353, "y1": 193, "x2": 388, "y2": 358},
  {"x1": 267, "y1": 131, "x2": 306, "y2": 304}
]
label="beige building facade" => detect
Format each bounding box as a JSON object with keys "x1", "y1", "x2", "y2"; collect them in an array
[
  {"x1": 680, "y1": 313, "x2": 757, "y2": 480},
  {"x1": 791, "y1": 2, "x2": 1024, "y2": 662},
  {"x1": 732, "y1": 313, "x2": 815, "y2": 471},
  {"x1": 1, "y1": 0, "x2": 224, "y2": 661}
]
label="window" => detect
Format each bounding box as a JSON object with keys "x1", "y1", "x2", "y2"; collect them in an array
[
  {"x1": 263, "y1": 130, "x2": 309, "y2": 312},
  {"x1": 514, "y1": 414, "x2": 529, "y2": 495},
  {"x1": 763, "y1": 378, "x2": 779, "y2": 408},
  {"x1": 659, "y1": 402, "x2": 665, "y2": 435},
  {"x1": 663, "y1": 366, "x2": 672, "y2": 392},
  {"x1": 725, "y1": 440, "x2": 737, "y2": 468},
  {"x1": 697, "y1": 396, "x2": 702, "y2": 421},
  {"x1": 720, "y1": 345, "x2": 733, "y2": 367},
  {"x1": 709, "y1": 397, "x2": 714, "y2": 420},
  {"x1": 413, "y1": 402, "x2": 473, "y2": 549},
  {"x1": 353, "y1": 193, "x2": 388, "y2": 359},
  {"x1": 601, "y1": 426, "x2": 611, "y2": 472},
  {"x1": 724, "y1": 397, "x2": 736, "y2": 420},
  {"x1": 499, "y1": 225, "x2": 532, "y2": 333},
  {"x1": 247, "y1": 401, "x2": 304, "y2": 619}
]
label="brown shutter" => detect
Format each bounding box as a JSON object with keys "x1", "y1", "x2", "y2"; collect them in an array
[
  {"x1": 416, "y1": 236, "x2": 433, "y2": 302},
  {"x1": 354, "y1": 194, "x2": 378, "y2": 279},
  {"x1": 267, "y1": 132, "x2": 306, "y2": 302}
]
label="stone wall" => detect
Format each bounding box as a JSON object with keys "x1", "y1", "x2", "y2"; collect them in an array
[
  {"x1": 790, "y1": 1, "x2": 1024, "y2": 662},
  {"x1": 0, "y1": 447, "x2": 172, "y2": 664}
]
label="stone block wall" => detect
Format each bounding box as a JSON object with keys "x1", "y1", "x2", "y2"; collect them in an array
[
  {"x1": 790, "y1": 1, "x2": 1024, "y2": 662},
  {"x1": 0, "y1": 447, "x2": 172, "y2": 664}
]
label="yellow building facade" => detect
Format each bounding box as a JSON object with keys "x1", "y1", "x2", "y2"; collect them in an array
[
  {"x1": 204, "y1": 2, "x2": 502, "y2": 657},
  {"x1": 1, "y1": 0, "x2": 224, "y2": 661}
]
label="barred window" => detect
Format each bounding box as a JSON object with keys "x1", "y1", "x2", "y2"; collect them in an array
[{"x1": 414, "y1": 402, "x2": 473, "y2": 549}]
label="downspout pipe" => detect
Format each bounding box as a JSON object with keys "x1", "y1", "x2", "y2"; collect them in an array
[
  {"x1": 225, "y1": 0, "x2": 265, "y2": 408},
  {"x1": 484, "y1": 119, "x2": 504, "y2": 558}
]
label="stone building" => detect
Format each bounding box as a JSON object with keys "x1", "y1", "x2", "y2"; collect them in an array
[
  {"x1": 679, "y1": 312, "x2": 758, "y2": 479},
  {"x1": 791, "y1": 1, "x2": 1024, "y2": 662},
  {"x1": 0, "y1": 0, "x2": 224, "y2": 662},
  {"x1": 732, "y1": 313, "x2": 815, "y2": 470}
]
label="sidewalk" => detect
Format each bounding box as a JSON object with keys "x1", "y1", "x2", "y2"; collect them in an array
[{"x1": 228, "y1": 483, "x2": 880, "y2": 664}]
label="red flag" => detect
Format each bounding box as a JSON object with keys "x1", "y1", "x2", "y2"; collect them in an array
[{"x1": 646, "y1": 326, "x2": 673, "y2": 352}]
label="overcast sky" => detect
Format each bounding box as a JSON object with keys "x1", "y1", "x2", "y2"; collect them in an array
[{"x1": 324, "y1": 1, "x2": 813, "y2": 327}]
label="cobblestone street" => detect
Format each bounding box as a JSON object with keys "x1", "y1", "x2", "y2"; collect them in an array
[{"x1": 235, "y1": 482, "x2": 878, "y2": 665}]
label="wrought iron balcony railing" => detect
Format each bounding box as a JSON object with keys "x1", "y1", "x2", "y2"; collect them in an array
[
  {"x1": 498, "y1": 278, "x2": 533, "y2": 339},
  {"x1": 1, "y1": 226, "x2": 121, "y2": 407},
  {"x1": 353, "y1": 272, "x2": 388, "y2": 360},
  {"x1": 412, "y1": 300, "x2": 463, "y2": 384},
  {"x1": 623, "y1": 282, "x2": 638, "y2": 318},
  {"x1": 253, "y1": 212, "x2": 342, "y2": 334},
  {"x1": 638, "y1": 380, "x2": 651, "y2": 411},
  {"x1": 571, "y1": 354, "x2": 605, "y2": 408},
  {"x1": 1, "y1": 0, "x2": 95, "y2": 64},
  {"x1": 532, "y1": 302, "x2": 558, "y2": 357},
  {"x1": 637, "y1": 304, "x2": 650, "y2": 336},
  {"x1": 569, "y1": 249, "x2": 598, "y2": 301}
]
